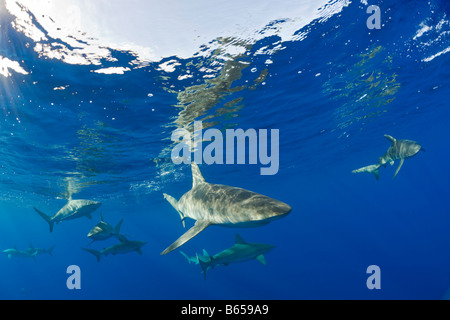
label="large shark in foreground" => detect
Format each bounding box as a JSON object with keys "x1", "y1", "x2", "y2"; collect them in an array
[
  {"x1": 161, "y1": 162, "x2": 291, "y2": 255},
  {"x1": 352, "y1": 134, "x2": 424, "y2": 180},
  {"x1": 34, "y1": 197, "x2": 101, "y2": 232},
  {"x1": 182, "y1": 234, "x2": 275, "y2": 279}
]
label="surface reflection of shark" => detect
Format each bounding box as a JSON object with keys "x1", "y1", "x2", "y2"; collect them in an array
[
  {"x1": 2, "y1": 244, "x2": 55, "y2": 261},
  {"x1": 352, "y1": 134, "x2": 424, "y2": 180},
  {"x1": 181, "y1": 234, "x2": 275, "y2": 279},
  {"x1": 161, "y1": 162, "x2": 291, "y2": 255}
]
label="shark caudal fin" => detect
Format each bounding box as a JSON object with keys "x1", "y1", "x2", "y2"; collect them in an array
[
  {"x1": 180, "y1": 251, "x2": 191, "y2": 263},
  {"x1": 47, "y1": 245, "x2": 56, "y2": 256},
  {"x1": 180, "y1": 251, "x2": 200, "y2": 264},
  {"x1": 34, "y1": 207, "x2": 55, "y2": 232},
  {"x1": 163, "y1": 193, "x2": 186, "y2": 228},
  {"x1": 82, "y1": 248, "x2": 102, "y2": 262},
  {"x1": 161, "y1": 220, "x2": 210, "y2": 255},
  {"x1": 352, "y1": 164, "x2": 381, "y2": 180}
]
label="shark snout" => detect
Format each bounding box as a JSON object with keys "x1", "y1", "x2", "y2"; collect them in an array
[
  {"x1": 268, "y1": 200, "x2": 292, "y2": 219},
  {"x1": 91, "y1": 202, "x2": 102, "y2": 210},
  {"x1": 413, "y1": 144, "x2": 422, "y2": 154}
]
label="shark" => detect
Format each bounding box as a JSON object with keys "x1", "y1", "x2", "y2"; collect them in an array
[
  {"x1": 24, "y1": 244, "x2": 55, "y2": 257},
  {"x1": 82, "y1": 237, "x2": 146, "y2": 262},
  {"x1": 87, "y1": 214, "x2": 124, "y2": 244},
  {"x1": 161, "y1": 162, "x2": 291, "y2": 255},
  {"x1": 2, "y1": 247, "x2": 38, "y2": 260},
  {"x1": 192, "y1": 234, "x2": 275, "y2": 279},
  {"x1": 352, "y1": 134, "x2": 424, "y2": 180},
  {"x1": 34, "y1": 196, "x2": 101, "y2": 232}
]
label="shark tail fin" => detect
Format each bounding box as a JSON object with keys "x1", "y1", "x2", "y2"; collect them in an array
[
  {"x1": 48, "y1": 245, "x2": 55, "y2": 256},
  {"x1": 352, "y1": 164, "x2": 381, "y2": 181},
  {"x1": 163, "y1": 193, "x2": 185, "y2": 228},
  {"x1": 82, "y1": 248, "x2": 101, "y2": 262},
  {"x1": 34, "y1": 207, "x2": 54, "y2": 232},
  {"x1": 180, "y1": 251, "x2": 192, "y2": 263}
]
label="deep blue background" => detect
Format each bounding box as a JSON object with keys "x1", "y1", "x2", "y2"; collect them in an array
[{"x1": 0, "y1": 0, "x2": 450, "y2": 299}]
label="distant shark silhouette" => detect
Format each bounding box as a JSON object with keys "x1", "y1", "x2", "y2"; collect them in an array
[
  {"x1": 2, "y1": 244, "x2": 54, "y2": 260},
  {"x1": 352, "y1": 134, "x2": 424, "y2": 180},
  {"x1": 34, "y1": 196, "x2": 101, "y2": 232},
  {"x1": 181, "y1": 234, "x2": 275, "y2": 279},
  {"x1": 82, "y1": 237, "x2": 146, "y2": 262},
  {"x1": 161, "y1": 162, "x2": 291, "y2": 255},
  {"x1": 2, "y1": 247, "x2": 38, "y2": 260},
  {"x1": 87, "y1": 214, "x2": 124, "y2": 244},
  {"x1": 24, "y1": 244, "x2": 55, "y2": 257}
]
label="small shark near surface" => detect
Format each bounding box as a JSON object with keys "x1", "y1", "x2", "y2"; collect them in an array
[
  {"x1": 82, "y1": 237, "x2": 146, "y2": 262},
  {"x1": 34, "y1": 197, "x2": 101, "y2": 232},
  {"x1": 181, "y1": 234, "x2": 275, "y2": 279},
  {"x1": 87, "y1": 214, "x2": 124, "y2": 244},
  {"x1": 161, "y1": 162, "x2": 291, "y2": 255},
  {"x1": 352, "y1": 134, "x2": 424, "y2": 180}
]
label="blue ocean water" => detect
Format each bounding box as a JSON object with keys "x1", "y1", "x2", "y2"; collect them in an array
[{"x1": 0, "y1": 0, "x2": 450, "y2": 300}]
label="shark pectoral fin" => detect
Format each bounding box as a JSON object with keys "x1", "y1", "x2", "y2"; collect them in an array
[
  {"x1": 163, "y1": 193, "x2": 185, "y2": 228},
  {"x1": 136, "y1": 248, "x2": 143, "y2": 255},
  {"x1": 256, "y1": 254, "x2": 267, "y2": 265},
  {"x1": 161, "y1": 220, "x2": 210, "y2": 255},
  {"x1": 197, "y1": 254, "x2": 211, "y2": 280},
  {"x1": 393, "y1": 158, "x2": 405, "y2": 178}
]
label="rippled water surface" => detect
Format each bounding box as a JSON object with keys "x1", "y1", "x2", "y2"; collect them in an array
[{"x1": 1, "y1": 0, "x2": 450, "y2": 299}]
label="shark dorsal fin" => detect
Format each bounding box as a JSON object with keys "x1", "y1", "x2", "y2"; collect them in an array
[
  {"x1": 202, "y1": 249, "x2": 209, "y2": 257},
  {"x1": 235, "y1": 234, "x2": 246, "y2": 244},
  {"x1": 384, "y1": 134, "x2": 396, "y2": 144},
  {"x1": 191, "y1": 162, "x2": 206, "y2": 188}
]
